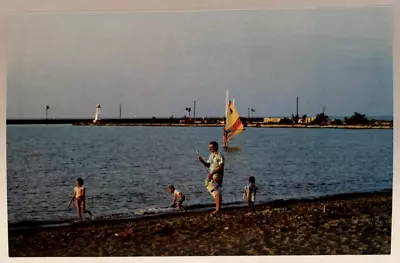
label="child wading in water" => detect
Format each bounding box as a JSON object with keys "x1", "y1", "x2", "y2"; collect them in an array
[
  {"x1": 68, "y1": 178, "x2": 94, "y2": 222},
  {"x1": 168, "y1": 185, "x2": 187, "y2": 212},
  {"x1": 243, "y1": 176, "x2": 257, "y2": 213}
]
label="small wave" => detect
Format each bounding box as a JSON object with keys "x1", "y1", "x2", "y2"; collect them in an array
[
  {"x1": 133, "y1": 201, "x2": 246, "y2": 215},
  {"x1": 133, "y1": 206, "x2": 176, "y2": 216},
  {"x1": 9, "y1": 200, "x2": 249, "y2": 230}
]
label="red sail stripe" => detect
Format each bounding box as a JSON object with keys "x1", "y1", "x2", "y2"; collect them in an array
[
  {"x1": 226, "y1": 117, "x2": 243, "y2": 132},
  {"x1": 227, "y1": 127, "x2": 243, "y2": 140}
]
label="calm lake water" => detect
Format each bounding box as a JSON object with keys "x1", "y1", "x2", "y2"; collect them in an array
[{"x1": 6, "y1": 125, "x2": 393, "y2": 225}]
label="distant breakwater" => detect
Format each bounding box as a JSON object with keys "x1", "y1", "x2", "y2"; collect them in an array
[
  {"x1": 6, "y1": 117, "x2": 239, "y2": 125},
  {"x1": 72, "y1": 122, "x2": 392, "y2": 129},
  {"x1": 6, "y1": 118, "x2": 392, "y2": 129}
]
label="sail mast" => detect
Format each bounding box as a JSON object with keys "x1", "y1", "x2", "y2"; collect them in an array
[
  {"x1": 223, "y1": 90, "x2": 229, "y2": 147},
  {"x1": 225, "y1": 90, "x2": 229, "y2": 119}
]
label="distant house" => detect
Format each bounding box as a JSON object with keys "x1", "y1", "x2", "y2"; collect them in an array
[
  {"x1": 298, "y1": 117, "x2": 316, "y2": 124},
  {"x1": 263, "y1": 117, "x2": 281, "y2": 123}
]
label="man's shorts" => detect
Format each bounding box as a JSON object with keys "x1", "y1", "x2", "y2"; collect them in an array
[
  {"x1": 206, "y1": 181, "x2": 221, "y2": 198},
  {"x1": 214, "y1": 176, "x2": 223, "y2": 188}
]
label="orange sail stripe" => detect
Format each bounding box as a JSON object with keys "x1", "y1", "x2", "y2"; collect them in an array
[{"x1": 226, "y1": 118, "x2": 243, "y2": 132}]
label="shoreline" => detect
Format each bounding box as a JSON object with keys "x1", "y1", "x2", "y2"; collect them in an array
[
  {"x1": 9, "y1": 189, "x2": 392, "y2": 256},
  {"x1": 8, "y1": 189, "x2": 391, "y2": 231}
]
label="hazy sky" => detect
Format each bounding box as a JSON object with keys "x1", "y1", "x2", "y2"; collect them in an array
[{"x1": 7, "y1": 7, "x2": 392, "y2": 119}]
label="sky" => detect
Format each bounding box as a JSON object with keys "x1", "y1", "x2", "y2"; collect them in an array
[{"x1": 6, "y1": 7, "x2": 393, "y2": 119}]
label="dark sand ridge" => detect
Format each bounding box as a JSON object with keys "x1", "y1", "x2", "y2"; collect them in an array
[{"x1": 8, "y1": 189, "x2": 392, "y2": 256}]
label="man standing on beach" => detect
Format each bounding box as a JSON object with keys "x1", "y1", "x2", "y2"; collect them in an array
[{"x1": 198, "y1": 141, "x2": 224, "y2": 214}]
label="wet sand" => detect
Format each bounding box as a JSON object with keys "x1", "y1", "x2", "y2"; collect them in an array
[{"x1": 8, "y1": 190, "x2": 392, "y2": 256}]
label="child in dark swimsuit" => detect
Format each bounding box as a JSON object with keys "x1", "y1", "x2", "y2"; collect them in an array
[{"x1": 168, "y1": 185, "x2": 187, "y2": 212}]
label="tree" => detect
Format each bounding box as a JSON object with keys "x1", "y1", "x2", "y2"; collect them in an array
[
  {"x1": 279, "y1": 117, "x2": 294, "y2": 124},
  {"x1": 331, "y1": 119, "x2": 343, "y2": 125},
  {"x1": 45, "y1": 105, "x2": 50, "y2": 120},
  {"x1": 344, "y1": 112, "x2": 369, "y2": 125},
  {"x1": 311, "y1": 112, "x2": 329, "y2": 125},
  {"x1": 291, "y1": 113, "x2": 300, "y2": 124},
  {"x1": 301, "y1": 114, "x2": 307, "y2": 123}
]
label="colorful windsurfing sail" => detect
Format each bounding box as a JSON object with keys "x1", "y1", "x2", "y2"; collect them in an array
[{"x1": 223, "y1": 90, "x2": 244, "y2": 147}]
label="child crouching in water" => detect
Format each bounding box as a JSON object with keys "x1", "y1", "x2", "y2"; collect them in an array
[
  {"x1": 243, "y1": 176, "x2": 257, "y2": 213},
  {"x1": 168, "y1": 185, "x2": 187, "y2": 212},
  {"x1": 68, "y1": 178, "x2": 94, "y2": 222}
]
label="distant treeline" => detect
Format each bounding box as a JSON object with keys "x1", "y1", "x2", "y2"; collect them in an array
[{"x1": 278, "y1": 112, "x2": 393, "y2": 126}]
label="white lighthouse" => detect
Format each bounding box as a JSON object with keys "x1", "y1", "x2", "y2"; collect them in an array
[{"x1": 93, "y1": 104, "x2": 101, "y2": 123}]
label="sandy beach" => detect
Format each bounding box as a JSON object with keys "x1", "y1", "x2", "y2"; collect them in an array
[{"x1": 8, "y1": 190, "x2": 392, "y2": 256}]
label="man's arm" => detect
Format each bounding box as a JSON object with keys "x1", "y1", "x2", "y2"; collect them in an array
[
  {"x1": 210, "y1": 163, "x2": 224, "y2": 175},
  {"x1": 198, "y1": 156, "x2": 210, "y2": 168}
]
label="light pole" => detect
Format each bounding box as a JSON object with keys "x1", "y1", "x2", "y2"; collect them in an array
[
  {"x1": 45, "y1": 105, "x2": 50, "y2": 122},
  {"x1": 185, "y1": 107, "x2": 191, "y2": 118},
  {"x1": 251, "y1": 108, "x2": 255, "y2": 119}
]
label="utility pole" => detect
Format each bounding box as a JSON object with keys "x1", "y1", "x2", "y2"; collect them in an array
[
  {"x1": 248, "y1": 108, "x2": 250, "y2": 120},
  {"x1": 119, "y1": 104, "x2": 122, "y2": 119},
  {"x1": 193, "y1": 101, "x2": 196, "y2": 120},
  {"x1": 296, "y1": 97, "x2": 299, "y2": 117}
]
